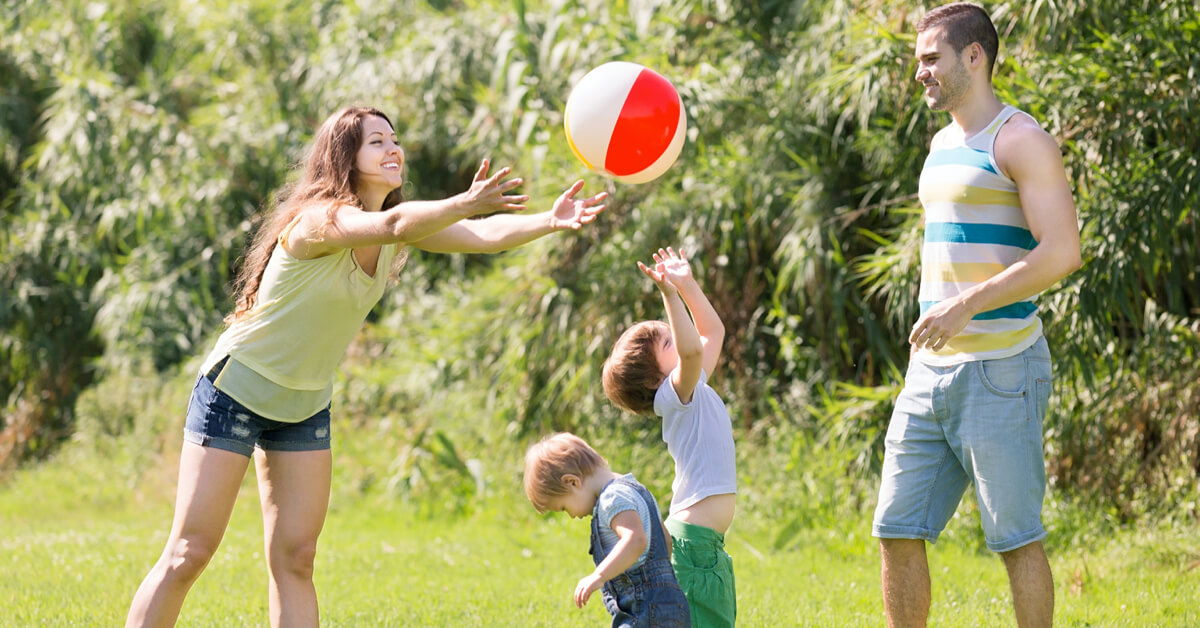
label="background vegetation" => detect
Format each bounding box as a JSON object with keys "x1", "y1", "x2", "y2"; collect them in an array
[{"x1": 1, "y1": 0, "x2": 1198, "y2": 621}]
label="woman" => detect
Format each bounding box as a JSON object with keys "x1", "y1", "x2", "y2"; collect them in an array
[{"x1": 125, "y1": 106, "x2": 606, "y2": 627}]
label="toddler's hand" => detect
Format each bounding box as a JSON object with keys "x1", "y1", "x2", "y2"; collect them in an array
[{"x1": 573, "y1": 573, "x2": 604, "y2": 608}]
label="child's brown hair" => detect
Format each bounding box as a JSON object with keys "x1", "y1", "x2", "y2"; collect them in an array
[
  {"x1": 601, "y1": 320, "x2": 669, "y2": 415},
  {"x1": 523, "y1": 432, "x2": 608, "y2": 513}
]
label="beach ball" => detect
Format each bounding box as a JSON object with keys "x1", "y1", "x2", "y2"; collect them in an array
[{"x1": 564, "y1": 62, "x2": 687, "y2": 184}]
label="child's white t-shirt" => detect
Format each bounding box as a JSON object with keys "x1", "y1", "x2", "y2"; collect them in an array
[
  {"x1": 593, "y1": 474, "x2": 655, "y2": 568},
  {"x1": 653, "y1": 368, "x2": 738, "y2": 516}
]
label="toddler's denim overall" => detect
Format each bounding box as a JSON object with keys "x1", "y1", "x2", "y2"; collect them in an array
[{"x1": 589, "y1": 476, "x2": 691, "y2": 628}]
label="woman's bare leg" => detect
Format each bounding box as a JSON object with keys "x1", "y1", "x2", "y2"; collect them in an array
[
  {"x1": 254, "y1": 448, "x2": 331, "y2": 628},
  {"x1": 125, "y1": 443, "x2": 250, "y2": 627}
]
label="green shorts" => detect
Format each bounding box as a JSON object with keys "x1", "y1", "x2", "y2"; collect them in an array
[{"x1": 666, "y1": 516, "x2": 736, "y2": 628}]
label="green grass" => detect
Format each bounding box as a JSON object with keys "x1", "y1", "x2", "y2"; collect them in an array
[{"x1": 2, "y1": 439, "x2": 1198, "y2": 627}]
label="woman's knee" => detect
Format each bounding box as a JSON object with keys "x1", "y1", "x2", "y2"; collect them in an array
[
  {"x1": 161, "y1": 536, "x2": 219, "y2": 582},
  {"x1": 269, "y1": 540, "x2": 319, "y2": 579}
]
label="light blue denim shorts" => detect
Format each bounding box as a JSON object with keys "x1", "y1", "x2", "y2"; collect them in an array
[{"x1": 872, "y1": 336, "x2": 1053, "y2": 552}]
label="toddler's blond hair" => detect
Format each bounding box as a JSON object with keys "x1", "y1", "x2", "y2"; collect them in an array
[{"x1": 523, "y1": 432, "x2": 607, "y2": 513}]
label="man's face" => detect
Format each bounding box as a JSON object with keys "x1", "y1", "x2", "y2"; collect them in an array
[{"x1": 914, "y1": 27, "x2": 971, "y2": 112}]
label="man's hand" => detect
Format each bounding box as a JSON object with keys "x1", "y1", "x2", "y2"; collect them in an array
[{"x1": 909, "y1": 296, "x2": 974, "y2": 351}]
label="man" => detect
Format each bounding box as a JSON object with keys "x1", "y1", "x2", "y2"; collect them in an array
[{"x1": 872, "y1": 3, "x2": 1082, "y2": 627}]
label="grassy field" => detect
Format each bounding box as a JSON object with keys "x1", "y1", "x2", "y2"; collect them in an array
[{"x1": 1, "y1": 437, "x2": 1198, "y2": 628}]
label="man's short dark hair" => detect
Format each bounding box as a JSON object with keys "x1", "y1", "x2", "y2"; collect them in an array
[{"x1": 917, "y1": 2, "x2": 999, "y2": 76}]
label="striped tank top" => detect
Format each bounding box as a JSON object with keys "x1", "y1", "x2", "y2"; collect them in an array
[{"x1": 915, "y1": 105, "x2": 1042, "y2": 365}]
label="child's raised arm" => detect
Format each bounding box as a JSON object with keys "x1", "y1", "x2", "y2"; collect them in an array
[
  {"x1": 639, "y1": 248, "x2": 725, "y2": 403},
  {"x1": 666, "y1": 249, "x2": 724, "y2": 378},
  {"x1": 573, "y1": 510, "x2": 648, "y2": 608},
  {"x1": 639, "y1": 251, "x2": 703, "y2": 402}
]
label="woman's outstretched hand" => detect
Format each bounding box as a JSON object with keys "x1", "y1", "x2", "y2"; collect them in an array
[
  {"x1": 548, "y1": 180, "x2": 607, "y2": 230},
  {"x1": 459, "y1": 159, "x2": 530, "y2": 216}
]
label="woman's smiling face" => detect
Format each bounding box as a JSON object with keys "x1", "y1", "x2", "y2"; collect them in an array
[{"x1": 354, "y1": 115, "x2": 405, "y2": 195}]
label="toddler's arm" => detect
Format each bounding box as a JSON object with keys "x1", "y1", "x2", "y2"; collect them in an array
[
  {"x1": 639, "y1": 250, "x2": 702, "y2": 401},
  {"x1": 573, "y1": 510, "x2": 647, "y2": 608}
]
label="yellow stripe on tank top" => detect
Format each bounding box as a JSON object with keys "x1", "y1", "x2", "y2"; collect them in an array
[
  {"x1": 932, "y1": 319, "x2": 1040, "y2": 356},
  {"x1": 922, "y1": 261, "x2": 1008, "y2": 284},
  {"x1": 921, "y1": 182, "x2": 1021, "y2": 207},
  {"x1": 984, "y1": 115, "x2": 1008, "y2": 135}
]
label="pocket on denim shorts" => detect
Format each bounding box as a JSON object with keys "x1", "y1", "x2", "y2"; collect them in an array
[
  {"x1": 1029, "y1": 357, "x2": 1053, "y2": 424},
  {"x1": 976, "y1": 355, "x2": 1026, "y2": 397}
]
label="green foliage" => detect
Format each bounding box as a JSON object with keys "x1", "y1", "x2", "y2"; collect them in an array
[
  {"x1": 1009, "y1": 1, "x2": 1200, "y2": 513},
  {"x1": 1, "y1": 0, "x2": 1197, "y2": 519}
]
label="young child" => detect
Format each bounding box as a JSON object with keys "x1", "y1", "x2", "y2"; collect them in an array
[
  {"x1": 602, "y1": 247, "x2": 737, "y2": 628},
  {"x1": 524, "y1": 432, "x2": 690, "y2": 628}
]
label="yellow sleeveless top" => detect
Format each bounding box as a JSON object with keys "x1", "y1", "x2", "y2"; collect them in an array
[{"x1": 200, "y1": 218, "x2": 398, "y2": 421}]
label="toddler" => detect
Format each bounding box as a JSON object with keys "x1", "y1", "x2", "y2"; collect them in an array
[{"x1": 524, "y1": 432, "x2": 690, "y2": 627}]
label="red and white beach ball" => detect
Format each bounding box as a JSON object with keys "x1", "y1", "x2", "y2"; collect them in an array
[{"x1": 564, "y1": 62, "x2": 687, "y2": 184}]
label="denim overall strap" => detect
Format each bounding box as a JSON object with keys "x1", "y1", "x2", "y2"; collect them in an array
[
  {"x1": 589, "y1": 477, "x2": 673, "y2": 589},
  {"x1": 589, "y1": 477, "x2": 668, "y2": 566},
  {"x1": 623, "y1": 477, "x2": 669, "y2": 562},
  {"x1": 589, "y1": 495, "x2": 603, "y2": 564}
]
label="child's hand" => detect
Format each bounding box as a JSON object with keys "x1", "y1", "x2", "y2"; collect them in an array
[
  {"x1": 637, "y1": 258, "x2": 678, "y2": 297},
  {"x1": 573, "y1": 572, "x2": 604, "y2": 608},
  {"x1": 653, "y1": 247, "x2": 693, "y2": 288},
  {"x1": 548, "y1": 180, "x2": 607, "y2": 230},
  {"x1": 639, "y1": 247, "x2": 693, "y2": 296}
]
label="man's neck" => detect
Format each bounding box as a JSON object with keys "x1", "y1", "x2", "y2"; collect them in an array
[{"x1": 949, "y1": 91, "x2": 1005, "y2": 138}]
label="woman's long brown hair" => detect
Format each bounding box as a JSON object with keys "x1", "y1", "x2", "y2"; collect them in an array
[{"x1": 225, "y1": 107, "x2": 404, "y2": 323}]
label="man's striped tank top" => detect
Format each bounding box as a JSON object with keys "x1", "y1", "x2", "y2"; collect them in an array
[{"x1": 915, "y1": 105, "x2": 1042, "y2": 365}]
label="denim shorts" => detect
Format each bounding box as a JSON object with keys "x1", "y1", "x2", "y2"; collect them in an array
[
  {"x1": 872, "y1": 336, "x2": 1053, "y2": 552},
  {"x1": 183, "y1": 358, "x2": 331, "y2": 458}
]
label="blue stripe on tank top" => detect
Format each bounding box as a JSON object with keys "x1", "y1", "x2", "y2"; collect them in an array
[
  {"x1": 923, "y1": 146, "x2": 998, "y2": 175},
  {"x1": 920, "y1": 300, "x2": 1038, "y2": 320},
  {"x1": 925, "y1": 222, "x2": 1038, "y2": 250}
]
